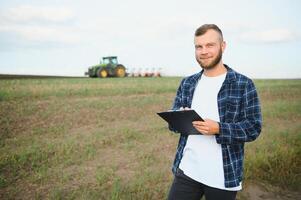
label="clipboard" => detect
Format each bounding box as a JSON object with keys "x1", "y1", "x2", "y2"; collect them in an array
[{"x1": 157, "y1": 110, "x2": 204, "y2": 135}]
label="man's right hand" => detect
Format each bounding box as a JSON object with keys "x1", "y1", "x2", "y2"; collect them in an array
[{"x1": 179, "y1": 107, "x2": 191, "y2": 111}]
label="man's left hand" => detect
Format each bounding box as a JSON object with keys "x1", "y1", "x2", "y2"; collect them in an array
[{"x1": 192, "y1": 119, "x2": 220, "y2": 135}]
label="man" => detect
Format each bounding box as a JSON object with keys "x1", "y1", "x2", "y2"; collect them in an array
[{"x1": 167, "y1": 24, "x2": 262, "y2": 200}]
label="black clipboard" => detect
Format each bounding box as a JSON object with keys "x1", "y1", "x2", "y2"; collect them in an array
[{"x1": 157, "y1": 110, "x2": 204, "y2": 135}]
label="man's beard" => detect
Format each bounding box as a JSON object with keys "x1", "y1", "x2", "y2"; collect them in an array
[{"x1": 197, "y1": 48, "x2": 223, "y2": 70}]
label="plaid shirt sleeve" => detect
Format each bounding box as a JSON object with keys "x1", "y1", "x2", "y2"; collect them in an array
[
  {"x1": 172, "y1": 78, "x2": 186, "y2": 110},
  {"x1": 216, "y1": 79, "x2": 262, "y2": 144},
  {"x1": 168, "y1": 78, "x2": 186, "y2": 133}
]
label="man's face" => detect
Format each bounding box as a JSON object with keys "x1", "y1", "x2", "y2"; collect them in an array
[{"x1": 194, "y1": 29, "x2": 226, "y2": 70}]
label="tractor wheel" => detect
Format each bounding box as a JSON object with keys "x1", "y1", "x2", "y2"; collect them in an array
[
  {"x1": 97, "y1": 68, "x2": 108, "y2": 78},
  {"x1": 115, "y1": 65, "x2": 126, "y2": 77}
]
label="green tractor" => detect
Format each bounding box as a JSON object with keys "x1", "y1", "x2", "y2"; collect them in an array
[{"x1": 85, "y1": 56, "x2": 126, "y2": 78}]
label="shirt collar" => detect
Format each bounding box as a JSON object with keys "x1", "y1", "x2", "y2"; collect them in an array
[{"x1": 196, "y1": 64, "x2": 236, "y2": 83}]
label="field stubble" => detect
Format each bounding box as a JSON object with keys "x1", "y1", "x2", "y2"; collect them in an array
[{"x1": 0, "y1": 77, "x2": 300, "y2": 199}]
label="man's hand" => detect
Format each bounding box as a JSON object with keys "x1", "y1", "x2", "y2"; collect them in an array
[
  {"x1": 179, "y1": 107, "x2": 191, "y2": 111},
  {"x1": 192, "y1": 119, "x2": 220, "y2": 135}
]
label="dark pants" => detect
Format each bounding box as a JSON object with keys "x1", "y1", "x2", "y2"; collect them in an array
[{"x1": 168, "y1": 169, "x2": 237, "y2": 200}]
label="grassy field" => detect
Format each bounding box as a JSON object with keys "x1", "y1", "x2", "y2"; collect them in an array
[{"x1": 0, "y1": 77, "x2": 300, "y2": 199}]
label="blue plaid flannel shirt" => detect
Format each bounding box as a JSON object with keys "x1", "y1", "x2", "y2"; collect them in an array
[{"x1": 170, "y1": 65, "x2": 262, "y2": 188}]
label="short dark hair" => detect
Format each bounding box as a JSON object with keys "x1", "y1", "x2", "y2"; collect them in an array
[{"x1": 195, "y1": 24, "x2": 223, "y2": 41}]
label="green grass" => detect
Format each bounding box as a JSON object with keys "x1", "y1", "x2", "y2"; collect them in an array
[{"x1": 0, "y1": 77, "x2": 300, "y2": 199}]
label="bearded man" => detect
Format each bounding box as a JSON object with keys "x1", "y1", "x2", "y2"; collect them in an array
[{"x1": 167, "y1": 24, "x2": 262, "y2": 200}]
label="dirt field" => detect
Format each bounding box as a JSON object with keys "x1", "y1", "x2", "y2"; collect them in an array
[{"x1": 0, "y1": 77, "x2": 300, "y2": 199}]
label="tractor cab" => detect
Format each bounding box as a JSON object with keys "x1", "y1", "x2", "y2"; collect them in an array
[{"x1": 102, "y1": 56, "x2": 118, "y2": 65}]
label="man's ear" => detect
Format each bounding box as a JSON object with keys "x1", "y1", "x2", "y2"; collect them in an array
[{"x1": 221, "y1": 41, "x2": 226, "y2": 53}]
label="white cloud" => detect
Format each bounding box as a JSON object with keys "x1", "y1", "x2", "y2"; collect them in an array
[
  {"x1": 0, "y1": 5, "x2": 79, "y2": 47},
  {"x1": 1, "y1": 5, "x2": 74, "y2": 23},
  {"x1": 239, "y1": 29, "x2": 299, "y2": 43},
  {"x1": 0, "y1": 25, "x2": 80, "y2": 44}
]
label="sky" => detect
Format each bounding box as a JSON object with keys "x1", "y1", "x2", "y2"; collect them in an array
[{"x1": 0, "y1": 0, "x2": 300, "y2": 78}]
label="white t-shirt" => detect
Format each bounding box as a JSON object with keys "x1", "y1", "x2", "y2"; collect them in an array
[{"x1": 179, "y1": 73, "x2": 242, "y2": 191}]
